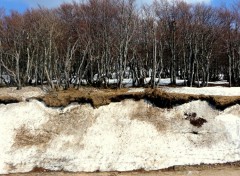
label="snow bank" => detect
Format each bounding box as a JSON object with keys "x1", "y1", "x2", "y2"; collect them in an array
[
  {"x1": 0, "y1": 87, "x2": 46, "y2": 101},
  {"x1": 163, "y1": 87, "x2": 240, "y2": 96},
  {"x1": 1, "y1": 99, "x2": 240, "y2": 174}
]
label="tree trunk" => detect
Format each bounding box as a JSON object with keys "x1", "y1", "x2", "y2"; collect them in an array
[
  {"x1": 151, "y1": 30, "x2": 157, "y2": 88},
  {"x1": 228, "y1": 54, "x2": 232, "y2": 87},
  {"x1": 15, "y1": 52, "x2": 22, "y2": 90}
]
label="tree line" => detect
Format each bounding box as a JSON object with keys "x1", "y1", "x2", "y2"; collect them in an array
[{"x1": 0, "y1": 0, "x2": 240, "y2": 89}]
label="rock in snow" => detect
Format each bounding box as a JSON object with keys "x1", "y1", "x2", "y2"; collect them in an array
[{"x1": 1, "y1": 98, "x2": 240, "y2": 174}]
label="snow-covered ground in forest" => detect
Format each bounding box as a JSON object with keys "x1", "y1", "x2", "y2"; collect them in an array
[
  {"x1": 107, "y1": 78, "x2": 186, "y2": 87},
  {"x1": 1, "y1": 95, "x2": 240, "y2": 174},
  {"x1": 126, "y1": 80, "x2": 234, "y2": 96},
  {"x1": 107, "y1": 78, "x2": 228, "y2": 87},
  {"x1": 163, "y1": 86, "x2": 240, "y2": 96}
]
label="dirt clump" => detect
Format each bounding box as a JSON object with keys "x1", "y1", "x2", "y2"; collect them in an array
[
  {"x1": 184, "y1": 112, "x2": 207, "y2": 128},
  {"x1": 189, "y1": 117, "x2": 207, "y2": 128}
]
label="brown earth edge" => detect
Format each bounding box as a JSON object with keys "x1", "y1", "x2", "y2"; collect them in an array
[
  {"x1": 6, "y1": 161, "x2": 240, "y2": 176},
  {"x1": 0, "y1": 88, "x2": 240, "y2": 110}
]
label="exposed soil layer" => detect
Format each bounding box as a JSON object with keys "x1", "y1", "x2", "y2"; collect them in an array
[
  {"x1": 31, "y1": 88, "x2": 240, "y2": 110},
  {"x1": 145, "y1": 89, "x2": 240, "y2": 110},
  {"x1": 35, "y1": 88, "x2": 143, "y2": 108},
  {"x1": 0, "y1": 96, "x2": 20, "y2": 104},
  {"x1": 1, "y1": 87, "x2": 240, "y2": 110}
]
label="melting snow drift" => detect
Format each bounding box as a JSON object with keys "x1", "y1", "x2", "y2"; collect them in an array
[{"x1": 1, "y1": 90, "x2": 240, "y2": 174}]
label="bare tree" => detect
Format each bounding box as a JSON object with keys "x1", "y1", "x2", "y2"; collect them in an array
[{"x1": 116, "y1": 0, "x2": 136, "y2": 88}]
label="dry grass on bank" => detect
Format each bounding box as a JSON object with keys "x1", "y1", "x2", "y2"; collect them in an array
[
  {"x1": 34, "y1": 88, "x2": 240, "y2": 110},
  {"x1": 146, "y1": 89, "x2": 240, "y2": 110},
  {"x1": 1, "y1": 87, "x2": 240, "y2": 110},
  {"x1": 0, "y1": 95, "x2": 20, "y2": 104},
  {"x1": 36, "y1": 88, "x2": 143, "y2": 108},
  {"x1": 211, "y1": 96, "x2": 240, "y2": 109}
]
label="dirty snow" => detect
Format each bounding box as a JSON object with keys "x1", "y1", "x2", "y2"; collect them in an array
[{"x1": 1, "y1": 98, "x2": 240, "y2": 174}]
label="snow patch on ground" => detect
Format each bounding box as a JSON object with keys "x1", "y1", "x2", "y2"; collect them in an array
[
  {"x1": 0, "y1": 87, "x2": 45, "y2": 101},
  {"x1": 107, "y1": 78, "x2": 185, "y2": 87},
  {"x1": 1, "y1": 99, "x2": 240, "y2": 174},
  {"x1": 163, "y1": 87, "x2": 240, "y2": 96},
  {"x1": 128, "y1": 88, "x2": 145, "y2": 93}
]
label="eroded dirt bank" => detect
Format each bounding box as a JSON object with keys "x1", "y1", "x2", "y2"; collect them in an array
[
  {"x1": 35, "y1": 88, "x2": 240, "y2": 110},
  {"x1": 2, "y1": 86, "x2": 240, "y2": 110}
]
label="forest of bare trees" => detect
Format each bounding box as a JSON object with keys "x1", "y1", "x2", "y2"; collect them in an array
[{"x1": 1, "y1": 0, "x2": 240, "y2": 89}]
